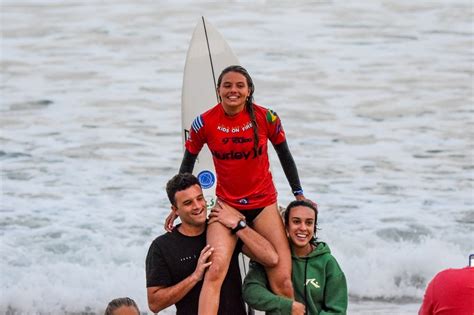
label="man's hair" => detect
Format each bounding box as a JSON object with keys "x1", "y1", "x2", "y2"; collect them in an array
[
  {"x1": 104, "y1": 297, "x2": 139, "y2": 315},
  {"x1": 166, "y1": 173, "x2": 201, "y2": 206}
]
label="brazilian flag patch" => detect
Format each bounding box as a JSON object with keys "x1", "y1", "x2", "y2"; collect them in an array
[{"x1": 266, "y1": 109, "x2": 278, "y2": 123}]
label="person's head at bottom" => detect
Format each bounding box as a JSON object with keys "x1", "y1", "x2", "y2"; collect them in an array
[{"x1": 105, "y1": 297, "x2": 140, "y2": 315}]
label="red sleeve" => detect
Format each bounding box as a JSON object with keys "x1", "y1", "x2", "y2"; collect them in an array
[
  {"x1": 265, "y1": 108, "x2": 286, "y2": 145},
  {"x1": 185, "y1": 115, "x2": 206, "y2": 155},
  {"x1": 419, "y1": 277, "x2": 435, "y2": 315}
]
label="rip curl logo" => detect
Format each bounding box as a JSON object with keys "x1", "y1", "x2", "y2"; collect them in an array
[
  {"x1": 306, "y1": 279, "x2": 320, "y2": 289},
  {"x1": 266, "y1": 109, "x2": 278, "y2": 123}
]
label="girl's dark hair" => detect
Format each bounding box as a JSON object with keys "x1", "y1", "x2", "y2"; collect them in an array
[
  {"x1": 217, "y1": 65, "x2": 259, "y2": 151},
  {"x1": 284, "y1": 199, "x2": 318, "y2": 229},
  {"x1": 166, "y1": 173, "x2": 201, "y2": 206},
  {"x1": 104, "y1": 297, "x2": 139, "y2": 315}
]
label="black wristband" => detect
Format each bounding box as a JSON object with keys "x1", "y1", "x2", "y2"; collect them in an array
[
  {"x1": 231, "y1": 220, "x2": 247, "y2": 234},
  {"x1": 293, "y1": 189, "x2": 304, "y2": 196}
]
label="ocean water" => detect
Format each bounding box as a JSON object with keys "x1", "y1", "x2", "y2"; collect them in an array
[{"x1": 1, "y1": 0, "x2": 473, "y2": 314}]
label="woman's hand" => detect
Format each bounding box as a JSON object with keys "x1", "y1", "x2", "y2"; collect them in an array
[
  {"x1": 296, "y1": 195, "x2": 318, "y2": 210},
  {"x1": 208, "y1": 200, "x2": 245, "y2": 229},
  {"x1": 191, "y1": 245, "x2": 214, "y2": 281},
  {"x1": 164, "y1": 210, "x2": 178, "y2": 232},
  {"x1": 292, "y1": 301, "x2": 306, "y2": 315}
]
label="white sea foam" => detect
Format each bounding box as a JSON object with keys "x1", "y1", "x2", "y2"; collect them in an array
[{"x1": 1, "y1": 0, "x2": 472, "y2": 314}]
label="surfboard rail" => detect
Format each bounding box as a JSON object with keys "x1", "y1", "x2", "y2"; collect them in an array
[
  {"x1": 181, "y1": 16, "x2": 239, "y2": 209},
  {"x1": 181, "y1": 16, "x2": 257, "y2": 315}
]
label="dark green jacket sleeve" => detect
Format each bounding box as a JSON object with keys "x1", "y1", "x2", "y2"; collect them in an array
[
  {"x1": 242, "y1": 262, "x2": 293, "y2": 314},
  {"x1": 320, "y1": 259, "x2": 348, "y2": 315}
]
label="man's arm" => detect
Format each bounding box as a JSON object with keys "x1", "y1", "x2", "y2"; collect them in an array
[
  {"x1": 147, "y1": 245, "x2": 213, "y2": 313},
  {"x1": 237, "y1": 223, "x2": 279, "y2": 268},
  {"x1": 147, "y1": 279, "x2": 198, "y2": 313},
  {"x1": 208, "y1": 201, "x2": 278, "y2": 268},
  {"x1": 418, "y1": 275, "x2": 435, "y2": 315}
]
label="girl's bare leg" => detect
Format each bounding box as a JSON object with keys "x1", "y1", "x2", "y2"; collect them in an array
[
  {"x1": 198, "y1": 221, "x2": 237, "y2": 315},
  {"x1": 253, "y1": 203, "x2": 294, "y2": 298}
]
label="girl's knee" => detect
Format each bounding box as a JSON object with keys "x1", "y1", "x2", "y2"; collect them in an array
[
  {"x1": 268, "y1": 271, "x2": 293, "y2": 296},
  {"x1": 274, "y1": 276, "x2": 293, "y2": 298},
  {"x1": 206, "y1": 259, "x2": 228, "y2": 283},
  {"x1": 280, "y1": 276, "x2": 293, "y2": 291}
]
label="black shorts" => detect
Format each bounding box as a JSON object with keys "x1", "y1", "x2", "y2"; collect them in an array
[{"x1": 239, "y1": 207, "x2": 265, "y2": 224}]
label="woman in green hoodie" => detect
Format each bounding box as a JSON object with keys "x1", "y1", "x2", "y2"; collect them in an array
[{"x1": 243, "y1": 200, "x2": 348, "y2": 315}]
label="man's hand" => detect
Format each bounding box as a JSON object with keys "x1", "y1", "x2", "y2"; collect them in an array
[
  {"x1": 208, "y1": 200, "x2": 245, "y2": 229},
  {"x1": 164, "y1": 210, "x2": 178, "y2": 232},
  {"x1": 292, "y1": 301, "x2": 306, "y2": 315},
  {"x1": 191, "y1": 245, "x2": 214, "y2": 281}
]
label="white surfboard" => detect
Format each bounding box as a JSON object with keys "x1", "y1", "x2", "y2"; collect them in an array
[
  {"x1": 181, "y1": 17, "x2": 239, "y2": 209},
  {"x1": 181, "y1": 17, "x2": 258, "y2": 315}
]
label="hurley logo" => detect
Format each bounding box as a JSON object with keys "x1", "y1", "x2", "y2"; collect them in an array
[{"x1": 211, "y1": 146, "x2": 263, "y2": 160}]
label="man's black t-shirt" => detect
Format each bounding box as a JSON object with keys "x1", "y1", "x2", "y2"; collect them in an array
[{"x1": 146, "y1": 226, "x2": 246, "y2": 315}]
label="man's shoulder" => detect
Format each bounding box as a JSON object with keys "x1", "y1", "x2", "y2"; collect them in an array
[
  {"x1": 151, "y1": 228, "x2": 206, "y2": 248},
  {"x1": 151, "y1": 230, "x2": 173, "y2": 243},
  {"x1": 435, "y1": 266, "x2": 473, "y2": 280},
  {"x1": 149, "y1": 230, "x2": 182, "y2": 249}
]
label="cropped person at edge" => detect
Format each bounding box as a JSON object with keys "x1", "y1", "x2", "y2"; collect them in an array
[{"x1": 104, "y1": 297, "x2": 140, "y2": 315}]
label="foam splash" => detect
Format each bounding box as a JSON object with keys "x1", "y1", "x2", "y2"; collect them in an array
[{"x1": 2, "y1": 0, "x2": 472, "y2": 314}]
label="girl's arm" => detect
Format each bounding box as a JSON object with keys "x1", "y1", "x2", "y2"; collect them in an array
[
  {"x1": 179, "y1": 149, "x2": 198, "y2": 174},
  {"x1": 273, "y1": 140, "x2": 305, "y2": 198}
]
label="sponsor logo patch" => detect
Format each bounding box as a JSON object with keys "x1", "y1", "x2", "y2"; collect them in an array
[
  {"x1": 211, "y1": 146, "x2": 263, "y2": 160},
  {"x1": 266, "y1": 109, "x2": 278, "y2": 123},
  {"x1": 306, "y1": 279, "x2": 321, "y2": 289},
  {"x1": 222, "y1": 137, "x2": 253, "y2": 144},
  {"x1": 238, "y1": 198, "x2": 249, "y2": 205},
  {"x1": 197, "y1": 170, "x2": 215, "y2": 189},
  {"x1": 205, "y1": 196, "x2": 216, "y2": 209}
]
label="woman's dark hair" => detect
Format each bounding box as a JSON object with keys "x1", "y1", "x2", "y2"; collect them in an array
[
  {"x1": 166, "y1": 173, "x2": 201, "y2": 206},
  {"x1": 284, "y1": 199, "x2": 318, "y2": 230},
  {"x1": 104, "y1": 297, "x2": 139, "y2": 315},
  {"x1": 217, "y1": 65, "x2": 259, "y2": 151}
]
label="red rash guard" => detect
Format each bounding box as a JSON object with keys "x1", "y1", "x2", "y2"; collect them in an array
[
  {"x1": 185, "y1": 103, "x2": 286, "y2": 210},
  {"x1": 419, "y1": 267, "x2": 474, "y2": 315}
]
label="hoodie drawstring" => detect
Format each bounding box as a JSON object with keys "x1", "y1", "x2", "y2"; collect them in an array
[{"x1": 304, "y1": 256, "x2": 309, "y2": 315}]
